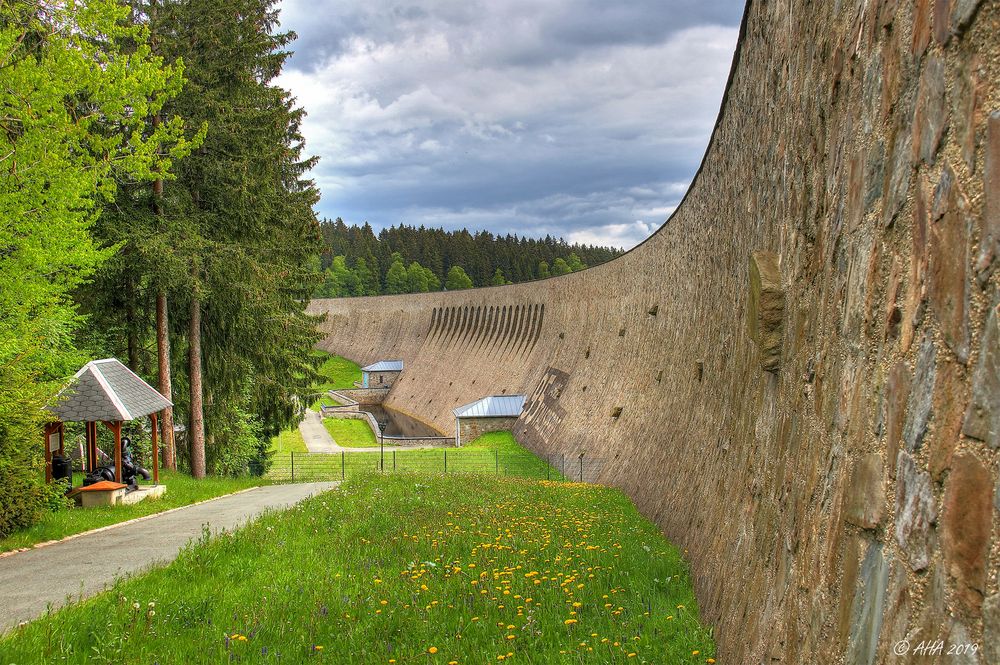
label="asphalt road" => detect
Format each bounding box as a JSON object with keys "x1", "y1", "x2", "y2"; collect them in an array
[{"x1": 0, "y1": 481, "x2": 337, "y2": 633}]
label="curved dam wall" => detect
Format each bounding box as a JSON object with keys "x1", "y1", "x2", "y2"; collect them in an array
[{"x1": 308, "y1": 1, "x2": 1000, "y2": 662}]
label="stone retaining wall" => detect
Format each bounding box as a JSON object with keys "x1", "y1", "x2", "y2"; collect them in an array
[
  {"x1": 332, "y1": 388, "x2": 388, "y2": 405},
  {"x1": 457, "y1": 416, "x2": 519, "y2": 447},
  {"x1": 308, "y1": 2, "x2": 1000, "y2": 662}
]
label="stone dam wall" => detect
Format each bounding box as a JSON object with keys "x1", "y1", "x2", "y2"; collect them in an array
[{"x1": 308, "y1": 1, "x2": 1000, "y2": 662}]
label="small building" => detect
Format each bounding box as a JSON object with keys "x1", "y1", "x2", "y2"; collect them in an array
[
  {"x1": 452, "y1": 395, "x2": 526, "y2": 446},
  {"x1": 361, "y1": 360, "x2": 403, "y2": 388}
]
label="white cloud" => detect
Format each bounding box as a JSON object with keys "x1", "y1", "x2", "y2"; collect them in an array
[{"x1": 276, "y1": 0, "x2": 741, "y2": 249}]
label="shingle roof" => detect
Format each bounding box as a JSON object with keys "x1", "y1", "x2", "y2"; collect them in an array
[
  {"x1": 48, "y1": 358, "x2": 173, "y2": 422},
  {"x1": 453, "y1": 395, "x2": 526, "y2": 418},
  {"x1": 362, "y1": 360, "x2": 404, "y2": 372}
]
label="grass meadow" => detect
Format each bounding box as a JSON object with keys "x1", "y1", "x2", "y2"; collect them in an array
[
  {"x1": 322, "y1": 418, "x2": 378, "y2": 447},
  {"x1": 0, "y1": 474, "x2": 716, "y2": 664}
]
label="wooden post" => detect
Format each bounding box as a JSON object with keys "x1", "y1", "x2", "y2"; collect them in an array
[
  {"x1": 43, "y1": 423, "x2": 54, "y2": 482},
  {"x1": 88, "y1": 421, "x2": 98, "y2": 472},
  {"x1": 151, "y1": 412, "x2": 160, "y2": 485},
  {"x1": 111, "y1": 421, "x2": 123, "y2": 483}
]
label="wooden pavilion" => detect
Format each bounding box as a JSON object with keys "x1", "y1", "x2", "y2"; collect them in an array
[{"x1": 45, "y1": 358, "x2": 172, "y2": 485}]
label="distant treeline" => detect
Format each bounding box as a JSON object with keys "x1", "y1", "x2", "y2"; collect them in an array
[{"x1": 314, "y1": 219, "x2": 624, "y2": 297}]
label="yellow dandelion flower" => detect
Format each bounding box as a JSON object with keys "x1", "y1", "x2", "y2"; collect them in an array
[
  {"x1": 564, "y1": 619, "x2": 578, "y2": 625},
  {"x1": 428, "y1": 646, "x2": 439, "y2": 654}
]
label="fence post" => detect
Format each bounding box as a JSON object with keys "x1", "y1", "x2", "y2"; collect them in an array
[
  {"x1": 444, "y1": 449, "x2": 448, "y2": 473},
  {"x1": 546, "y1": 458, "x2": 550, "y2": 481},
  {"x1": 579, "y1": 454, "x2": 584, "y2": 483},
  {"x1": 561, "y1": 453, "x2": 565, "y2": 481},
  {"x1": 341, "y1": 451, "x2": 345, "y2": 481},
  {"x1": 290, "y1": 452, "x2": 294, "y2": 482},
  {"x1": 393, "y1": 450, "x2": 396, "y2": 471},
  {"x1": 380, "y1": 437, "x2": 384, "y2": 472},
  {"x1": 495, "y1": 449, "x2": 499, "y2": 475}
]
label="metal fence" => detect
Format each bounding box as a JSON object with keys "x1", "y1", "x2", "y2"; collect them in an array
[{"x1": 268, "y1": 449, "x2": 605, "y2": 484}]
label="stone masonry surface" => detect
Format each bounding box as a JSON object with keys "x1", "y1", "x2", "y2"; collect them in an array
[{"x1": 308, "y1": 2, "x2": 1000, "y2": 662}]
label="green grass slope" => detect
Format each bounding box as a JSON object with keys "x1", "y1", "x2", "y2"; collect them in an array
[{"x1": 0, "y1": 474, "x2": 715, "y2": 664}]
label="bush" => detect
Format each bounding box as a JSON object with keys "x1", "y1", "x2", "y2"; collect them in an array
[{"x1": 0, "y1": 457, "x2": 45, "y2": 540}]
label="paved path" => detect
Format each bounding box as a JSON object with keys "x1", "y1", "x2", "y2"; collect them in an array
[
  {"x1": 299, "y1": 408, "x2": 340, "y2": 452},
  {"x1": 0, "y1": 482, "x2": 336, "y2": 633},
  {"x1": 299, "y1": 409, "x2": 442, "y2": 453}
]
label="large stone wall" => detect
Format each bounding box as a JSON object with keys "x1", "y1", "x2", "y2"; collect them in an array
[{"x1": 308, "y1": 1, "x2": 1000, "y2": 662}]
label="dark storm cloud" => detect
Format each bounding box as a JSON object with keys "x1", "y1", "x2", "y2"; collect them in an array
[{"x1": 277, "y1": 0, "x2": 744, "y2": 249}]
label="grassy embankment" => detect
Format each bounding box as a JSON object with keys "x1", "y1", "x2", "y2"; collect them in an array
[
  {"x1": 0, "y1": 471, "x2": 265, "y2": 553},
  {"x1": 0, "y1": 474, "x2": 717, "y2": 664},
  {"x1": 307, "y1": 352, "x2": 362, "y2": 410},
  {"x1": 270, "y1": 431, "x2": 563, "y2": 482},
  {"x1": 323, "y1": 417, "x2": 378, "y2": 447}
]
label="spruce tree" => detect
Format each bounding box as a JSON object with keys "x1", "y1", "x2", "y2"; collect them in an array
[{"x1": 137, "y1": 0, "x2": 322, "y2": 476}]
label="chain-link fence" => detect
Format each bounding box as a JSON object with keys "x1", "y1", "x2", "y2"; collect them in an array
[{"x1": 268, "y1": 449, "x2": 605, "y2": 484}]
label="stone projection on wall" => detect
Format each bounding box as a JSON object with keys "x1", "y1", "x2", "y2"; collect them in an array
[{"x1": 309, "y1": 1, "x2": 1000, "y2": 662}]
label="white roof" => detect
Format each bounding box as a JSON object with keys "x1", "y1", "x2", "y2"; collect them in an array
[
  {"x1": 453, "y1": 395, "x2": 526, "y2": 419},
  {"x1": 362, "y1": 360, "x2": 403, "y2": 372}
]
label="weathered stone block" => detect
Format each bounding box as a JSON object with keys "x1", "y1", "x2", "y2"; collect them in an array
[
  {"x1": 976, "y1": 112, "x2": 1000, "y2": 282},
  {"x1": 845, "y1": 540, "x2": 889, "y2": 665},
  {"x1": 895, "y1": 451, "x2": 936, "y2": 571},
  {"x1": 984, "y1": 593, "x2": 1000, "y2": 665},
  {"x1": 963, "y1": 303, "x2": 1000, "y2": 448},
  {"x1": 942, "y1": 452, "x2": 994, "y2": 611},
  {"x1": 845, "y1": 453, "x2": 885, "y2": 529},
  {"x1": 929, "y1": 164, "x2": 971, "y2": 362},
  {"x1": 884, "y1": 361, "x2": 911, "y2": 477},
  {"x1": 913, "y1": 56, "x2": 947, "y2": 164},
  {"x1": 747, "y1": 251, "x2": 785, "y2": 373},
  {"x1": 903, "y1": 333, "x2": 937, "y2": 452}
]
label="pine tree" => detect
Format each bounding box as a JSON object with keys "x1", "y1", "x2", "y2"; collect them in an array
[{"x1": 491, "y1": 268, "x2": 508, "y2": 286}]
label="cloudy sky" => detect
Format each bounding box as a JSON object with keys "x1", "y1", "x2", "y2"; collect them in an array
[{"x1": 276, "y1": 0, "x2": 744, "y2": 250}]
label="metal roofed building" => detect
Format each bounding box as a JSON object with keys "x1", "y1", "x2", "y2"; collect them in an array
[
  {"x1": 452, "y1": 395, "x2": 526, "y2": 446},
  {"x1": 361, "y1": 360, "x2": 403, "y2": 388}
]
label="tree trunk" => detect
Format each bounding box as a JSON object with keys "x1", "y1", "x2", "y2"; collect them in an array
[
  {"x1": 125, "y1": 269, "x2": 139, "y2": 370},
  {"x1": 156, "y1": 290, "x2": 176, "y2": 470},
  {"x1": 189, "y1": 289, "x2": 206, "y2": 479}
]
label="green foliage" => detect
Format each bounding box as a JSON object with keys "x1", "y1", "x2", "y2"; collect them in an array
[
  {"x1": 491, "y1": 268, "x2": 508, "y2": 286},
  {"x1": 566, "y1": 252, "x2": 587, "y2": 272},
  {"x1": 0, "y1": 0, "x2": 195, "y2": 538},
  {"x1": 0, "y1": 475, "x2": 716, "y2": 663},
  {"x1": 537, "y1": 260, "x2": 551, "y2": 279},
  {"x1": 385, "y1": 257, "x2": 408, "y2": 294},
  {"x1": 445, "y1": 265, "x2": 474, "y2": 290},
  {"x1": 552, "y1": 258, "x2": 572, "y2": 276}
]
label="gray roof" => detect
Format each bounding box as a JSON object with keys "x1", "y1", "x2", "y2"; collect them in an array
[
  {"x1": 453, "y1": 395, "x2": 526, "y2": 419},
  {"x1": 48, "y1": 358, "x2": 173, "y2": 422},
  {"x1": 362, "y1": 360, "x2": 403, "y2": 372}
]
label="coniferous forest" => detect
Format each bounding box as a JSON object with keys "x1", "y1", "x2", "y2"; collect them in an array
[{"x1": 314, "y1": 219, "x2": 623, "y2": 297}]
